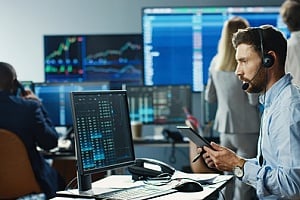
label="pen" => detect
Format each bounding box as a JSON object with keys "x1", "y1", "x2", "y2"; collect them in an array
[{"x1": 192, "y1": 153, "x2": 202, "y2": 163}]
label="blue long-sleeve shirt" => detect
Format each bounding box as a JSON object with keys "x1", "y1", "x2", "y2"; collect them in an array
[{"x1": 243, "y1": 74, "x2": 300, "y2": 199}]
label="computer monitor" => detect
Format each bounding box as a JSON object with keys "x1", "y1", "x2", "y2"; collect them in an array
[
  {"x1": 44, "y1": 34, "x2": 144, "y2": 89},
  {"x1": 126, "y1": 85, "x2": 192, "y2": 124},
  {"x1": 142, "y1": 6, "x2": 289, "y2": 92},
  {"x1": 34, "y1": 81, "x2": 110, "y2": 127},
  {"x1": 70, "y1": 90, "x2": 135, "y2": 192}
]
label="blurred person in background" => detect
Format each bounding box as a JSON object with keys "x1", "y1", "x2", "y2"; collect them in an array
[
  {"x1": 0, "y1": 62, "x2": 65, "y2": 199},
  {"x1": 280, "y1": 0, "x2": 300, "y2": 86}
]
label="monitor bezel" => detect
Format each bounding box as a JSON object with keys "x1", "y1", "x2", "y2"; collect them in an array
[{"x1": 70, "y1": 90, "x2": 136, "y2": 176}]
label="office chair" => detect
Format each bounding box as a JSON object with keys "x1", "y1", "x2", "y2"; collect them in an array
[{"x1": 0, "y1": 128, "x2": 43, "y2": 199}]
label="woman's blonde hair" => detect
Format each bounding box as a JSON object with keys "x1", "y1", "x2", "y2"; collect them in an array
[{"x1": 215, "y1": 16, "x2": 249, "y2": 71}]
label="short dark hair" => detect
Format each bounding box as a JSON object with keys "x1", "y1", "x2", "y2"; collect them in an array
[
  {"x1": 0, "y1": 62, "x2": 16, "y2": 91},
  {"x1": 280, "y1": 0, "x2": 300, "y2": 32},
  {"x1": 232, "y1": 25, "x2": 287, "y2": 68}
]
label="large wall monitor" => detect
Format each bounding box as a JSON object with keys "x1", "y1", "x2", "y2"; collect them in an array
[
  {"x1": 142, "y1": 6, "x2": 289, "y2": 92},
  {"x1": 126, "y1": 85, "x2": 192, "y2": 124},
  {"x1": 70, "y1": 90, "x2": 135, "y2": 192},
  {"x1": 34, "y1": 81, "x2": 109, "y2": 127},
  {"x1": 44, "y1": 34, "x2": 143, "y2": 89}
]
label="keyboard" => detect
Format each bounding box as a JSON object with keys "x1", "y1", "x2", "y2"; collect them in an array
[{"x1": 95, "y1": 185, "x2": 177, "y2": 200}]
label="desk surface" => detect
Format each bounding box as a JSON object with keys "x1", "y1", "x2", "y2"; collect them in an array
[{"x1": 53, "y1": 172, "x2": 232, "y2": 200}]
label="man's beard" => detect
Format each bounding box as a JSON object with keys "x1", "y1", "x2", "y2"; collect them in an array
[{"x1": 246, "y1": 69, "x2": 266, "y2": 93}]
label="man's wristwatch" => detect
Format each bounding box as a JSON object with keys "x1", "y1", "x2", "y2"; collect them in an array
[{"x1": 233, "y1": 165, "x2": 244, "y2": 179}]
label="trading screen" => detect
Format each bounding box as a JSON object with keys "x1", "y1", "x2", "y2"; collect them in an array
[
  {"x1": 142, "y1": 6, "x2": 289, "y2": 92},
  {"x1": 44, "y1": 34, "x2": 143, "y2": 89}
]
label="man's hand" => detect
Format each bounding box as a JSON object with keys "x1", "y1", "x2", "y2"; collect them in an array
[
  {"x1": 22, "y1": 90, "x2": 41, "y2": 103},
  {"x1": 199, "y1": 142, "x2": 245, "y2": 172}
]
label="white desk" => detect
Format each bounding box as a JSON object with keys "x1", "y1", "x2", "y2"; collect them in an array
[{"x1": 53, "y1": 171, "x2": 232, "y2": 200}]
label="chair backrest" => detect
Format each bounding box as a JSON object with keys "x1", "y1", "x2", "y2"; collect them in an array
[{"x1": 0, "y1": 128, "x2": 42, "y2": 199}]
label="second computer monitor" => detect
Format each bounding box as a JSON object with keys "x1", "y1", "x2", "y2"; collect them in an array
[
  {"x1": 126, "y1": 85, "x2": 192, "y2": 124},
  {"x1": 34, "y1": 81, "x2": 110, "y2": 127}
]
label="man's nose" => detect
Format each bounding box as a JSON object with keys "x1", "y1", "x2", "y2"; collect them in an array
[{"x1": 235, "y1": 64, "x2": 242, "y2": 76}]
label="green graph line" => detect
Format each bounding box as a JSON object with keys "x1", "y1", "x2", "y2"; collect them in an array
[
  {"x1": 45, "y1": 37, "x2": 77, "y2": 60},
  {"x1": 86, "y1": 42, "x2": 141, "y2": 60}
]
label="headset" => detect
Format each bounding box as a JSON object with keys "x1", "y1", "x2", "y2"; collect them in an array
[
  {"x1": 241, "y1": 28, "x2": 275, "y2": 91},
  {"x1": 257, "y1": 28, "x2": 273, "y2": 166},
  {"x1": 257, "y1": 28, "x2": 274, "y2": 68}
]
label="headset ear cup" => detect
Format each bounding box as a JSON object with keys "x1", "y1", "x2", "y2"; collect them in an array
[{"x1": 263, "y1": 53, "x2": 274, "y2": 68}]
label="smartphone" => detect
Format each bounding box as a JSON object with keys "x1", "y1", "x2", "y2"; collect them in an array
[{"x1": 20, "y1": 81, "x2": 34, "y2": 93}]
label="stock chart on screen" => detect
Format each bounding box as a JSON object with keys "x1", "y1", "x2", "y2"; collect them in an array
[{"x1": 44, "y1": 34, "x2": 143, "y2": 89}]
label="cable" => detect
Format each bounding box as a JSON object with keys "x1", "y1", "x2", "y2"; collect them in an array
[
  {"x1": 64, "y1": 176, "x2": 78, "y2": 190},
  {"x1": 169, "y1": 142, "x2": 176, "y2": 163},
  {"x1": 259, "y1": 62, "x2": 269, "y2": 166},
  {"x1": 218, "y1": 188, "x2": 226, "y2": 200}
]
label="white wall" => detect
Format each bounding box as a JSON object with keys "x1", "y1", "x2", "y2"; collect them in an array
[{"x1": 0, "y1": 0, "x2": 284, "y2": 82}]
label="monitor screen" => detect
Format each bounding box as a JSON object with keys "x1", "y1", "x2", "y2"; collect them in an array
[
  {"x1": 126, "y1": 85, "x2": 192, "y2": 124},
  {"x1": 34, "y1": 81, "x2": 109, "y2": 127},
  {"x1": 44, "y1": 34, "x2": 144, "y2": 89},
  {"x1": 142, "y1": 6, "x2": 289, "y2": 92},
  {"x1": 70, "y1": 90, "x2": 135, "y2": 190}
]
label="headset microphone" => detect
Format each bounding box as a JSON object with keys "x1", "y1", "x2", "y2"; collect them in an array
[
  {"x1": 241, "y1": 65, "x2": 262, "y2": 90},
  {"x1": 242, "y1": 82, "x2": 250, "y2": 90}
]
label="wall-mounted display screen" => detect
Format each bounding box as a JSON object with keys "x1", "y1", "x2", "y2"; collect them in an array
[
  {"x1": 142, "y1": 6, "x2": 289, "y2": 92},
  {"x1": 44, "y1": 34, "x2": 143, "y2": 89}
]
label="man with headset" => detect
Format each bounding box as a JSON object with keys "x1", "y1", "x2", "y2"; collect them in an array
[
  {"x1": 0, "y1": 62, "x2": 65, "y2": 198},
  {"x1": 198, "y1": 25, "x2": 300, "y2": 199}
]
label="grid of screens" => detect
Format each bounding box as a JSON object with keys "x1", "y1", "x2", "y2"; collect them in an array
[
  {"x1": 142, "y1": 6, "x2": 289, "y2": 92},
  {"x1": 126, "y1": 85, "x2": 192, "y2": 124},
  {"x1": 70, "y1": 90, "x2": 135, "y2": 175},
  {"x1": 44, "y1": 34, "x2": 143, "y2": 89},
  {"x1": 34, "y1": 81, "x2": 109, "y2": 126}
]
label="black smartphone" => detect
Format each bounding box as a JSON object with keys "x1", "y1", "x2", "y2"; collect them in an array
[{"x1": 15, "y1": 80, "x2": 27, "y2": 96}]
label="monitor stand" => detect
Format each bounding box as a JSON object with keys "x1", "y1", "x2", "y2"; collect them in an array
[
  {"x1": 56, "y1": 172, "x2": 94, "y2": 198},
  {"x1": 57, "y1": 167, "x2": 114, "y2": 198},
  {"x1": 77, "y1": 172, "x2": 92, "y2": 192}
]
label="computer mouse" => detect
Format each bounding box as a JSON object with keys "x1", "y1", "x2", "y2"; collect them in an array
[{"x1": 174, "y1": 181, "x2": 203, "y2": 192}]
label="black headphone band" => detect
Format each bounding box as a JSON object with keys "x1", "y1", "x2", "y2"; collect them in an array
[
  {"x1": 257, "y1": 28, "x2": 265, "y2": 59},
  {"x1": 257, "y1": 28, "x2": 274, "y2": 68}
]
